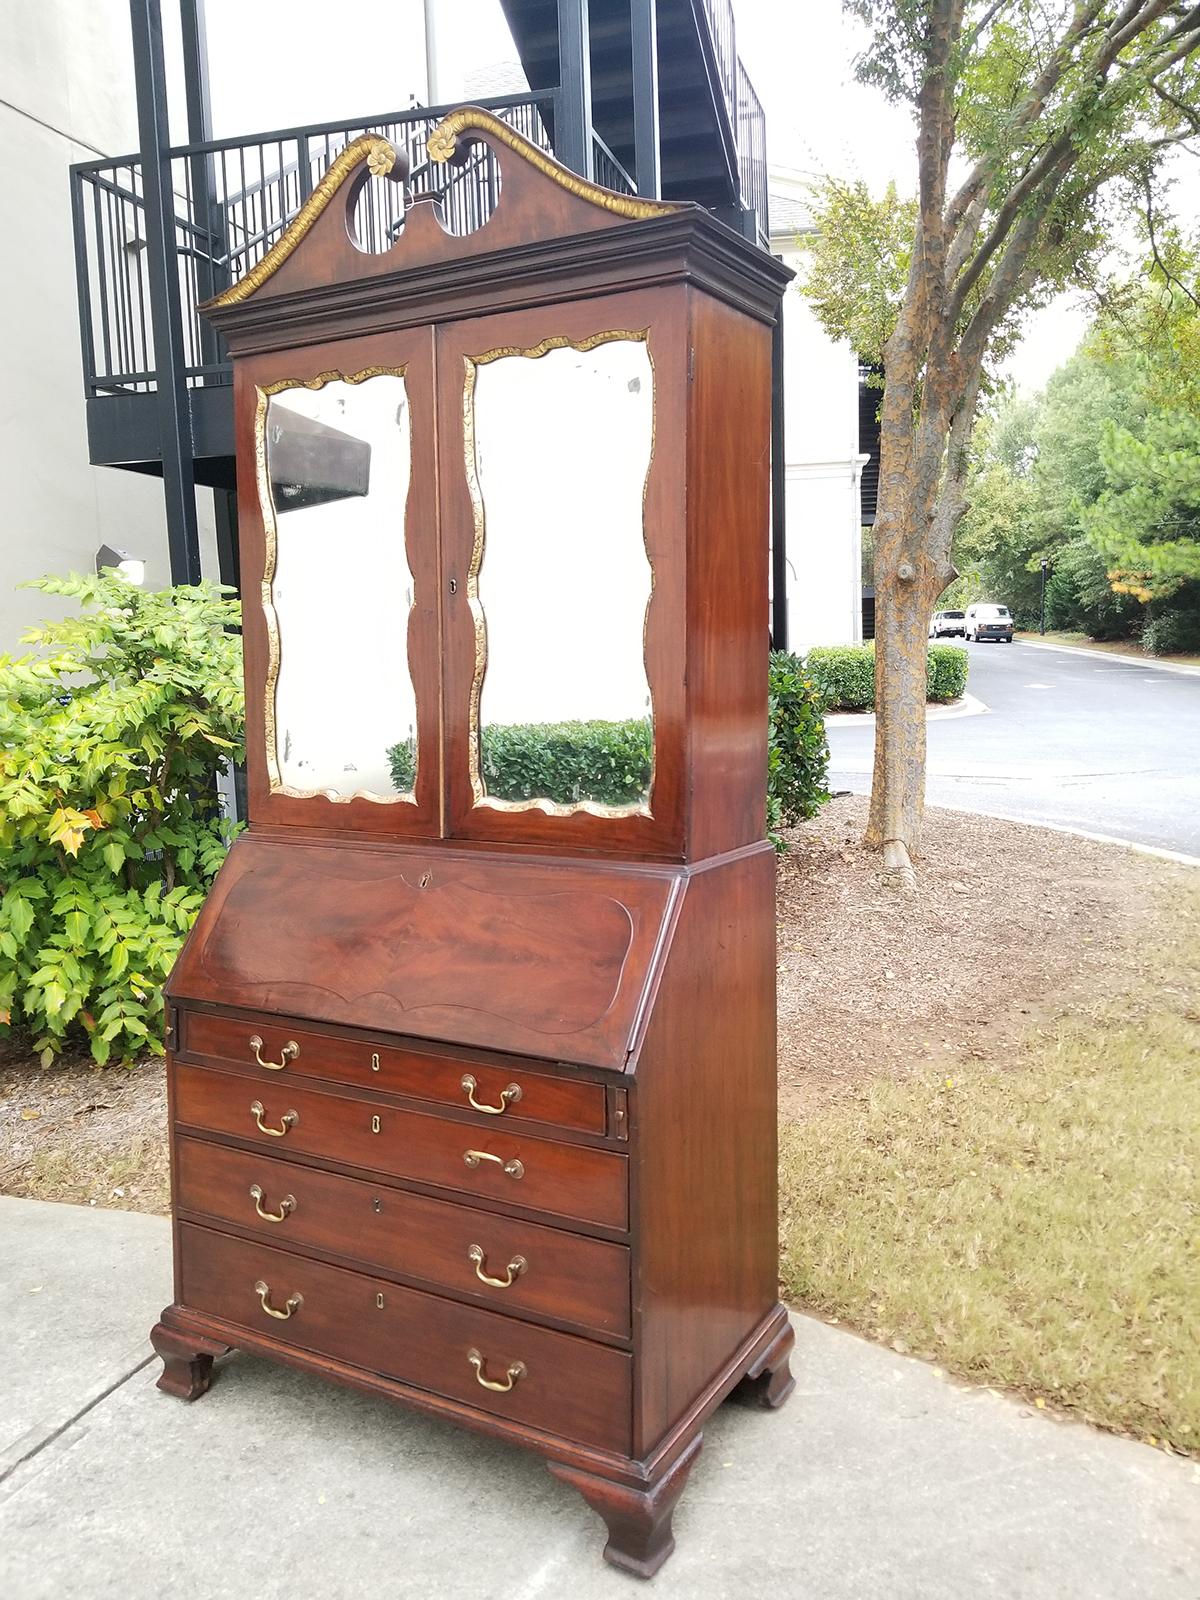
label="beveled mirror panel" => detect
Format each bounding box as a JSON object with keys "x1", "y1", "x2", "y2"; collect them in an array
[
  {"x1": 466, "y1": 334, "x2": 654, "y2": 816},
  {"x1": 259, "y1": 369, "x2": 417, "y2": 801}
]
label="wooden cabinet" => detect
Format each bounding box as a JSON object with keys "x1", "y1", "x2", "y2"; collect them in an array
[{"x1": 151, "y1": 111, "x2": 793, "y2": 1578}]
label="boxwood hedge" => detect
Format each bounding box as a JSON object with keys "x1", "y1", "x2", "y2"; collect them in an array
[{"x1": 807, "y1": 642, "x2": 969, "y2": 710}]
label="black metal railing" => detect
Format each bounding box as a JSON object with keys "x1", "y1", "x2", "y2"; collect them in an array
[
  {"x1": 698, "y1": 0, "x2": 738, "y2": 120},
  {"x1": 591, "y1": 132, "x2": 636, "y2": 197},
  {"x1": 695, "y1": 0, "x2": 767, "y2": 234},
  {"x1": 70, "y1": 93, "x2": 557, "y2": 398},
  {"x1": 735, "y1": 63, "x2": 767, "y2": 233}
]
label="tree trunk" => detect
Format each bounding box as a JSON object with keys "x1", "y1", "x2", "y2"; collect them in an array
[{"x1": 865, "y1": 558, "x2": 941, "y2": 885}]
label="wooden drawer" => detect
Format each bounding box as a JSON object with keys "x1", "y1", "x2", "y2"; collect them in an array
[
  {"x1": 178, "y1": 1222, "x2": 632, "y2": 1454},
  {"x1": 182, "y1": 1011, "x2": 607, "y2": 1136},
  {"x1": 175, "y1": 1138, "x2": 631, "y2": 1338},
  {"x1": 173, "y1": 1065, "x2": 628, "y2": 1231}
]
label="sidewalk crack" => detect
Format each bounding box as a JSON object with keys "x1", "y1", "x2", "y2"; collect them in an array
[{"x1": 0, "y1": 1353, "x2": 155, "y2": 1489}]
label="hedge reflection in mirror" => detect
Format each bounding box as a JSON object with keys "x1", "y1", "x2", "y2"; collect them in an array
[
  {"x1": 465, "y1": 334, "x2": 654, "y2": 815},
  {"x1": 260, "y1": 369, "x2": 417, "y2": 801}
]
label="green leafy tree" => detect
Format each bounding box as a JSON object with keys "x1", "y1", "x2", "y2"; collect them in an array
[
  {"x1": 0, "y1": 574, "x2": 244, "y2": 1063},
  {"x1": 954, "y1": 338, "x2": 1149, "y2": 626},
  {"x1": 955, "y1": 272, "x2": 1200, "y2": 636},
  {"x1": 799, "y1": 2, "x2": 1200, "y2": 883},
  {"x1": 1080, "y1": 398, "x2": 1200, "y2": 600},
  {"x1": 801, "y1": 179, "x2": 918, "y2": 360}
]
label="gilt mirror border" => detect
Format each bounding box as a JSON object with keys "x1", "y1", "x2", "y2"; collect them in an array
[
  {"x1": 255, "y1": 365, "x2": 417, "y2": 805},
  {"x1": 463, "y1": 328, "x2": 657, "y2": 821}
]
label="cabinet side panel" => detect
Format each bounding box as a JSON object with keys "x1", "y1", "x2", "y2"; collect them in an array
[
  {"x1": 685, "y1": 291, "x2": 773, "y2": 860},
  {"x1": 631, "y1": 846, "x2": 778, "y2": 1455}
]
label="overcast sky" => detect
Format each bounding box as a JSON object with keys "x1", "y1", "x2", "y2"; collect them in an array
[{"x1": 200, "y1": 0, "x2": 1198, "y2": 394}]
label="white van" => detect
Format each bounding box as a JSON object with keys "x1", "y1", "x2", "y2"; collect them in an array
[{"x1": 965, "y1": 603, "x2": 1014, "y2": 642}]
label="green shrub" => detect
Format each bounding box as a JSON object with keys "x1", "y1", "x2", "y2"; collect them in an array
[
  {"x1": 1141, "y1": 608, "x2": 1200, "y2": 655},
  {"x1": 807, "y1": 641, "x2": 969, "y2": 709},
  {"x1": 482, "y1": 718, "x2": 652, "y2": 805},
  {"x1": 0, "y1": 574, "x2": 244, "y2": 1064},
  {"x1": 768, "y1": 651, "x2": 830, "y2": 845},
  {"x1": 807, "y1": 644, "x2": 876, "y2": 710},
  {"x1": 926, "y1": 644, "x2": 969, "y2": 701}
]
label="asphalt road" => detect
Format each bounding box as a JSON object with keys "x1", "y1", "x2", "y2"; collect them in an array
[{"x1": 827, "y1": 640, "x2": 1200, "y2": 857}]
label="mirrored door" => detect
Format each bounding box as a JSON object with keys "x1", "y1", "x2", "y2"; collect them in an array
[
  {"x1": 244, "y1": 330, "x2": 440, "y2": 834},
  {"x1": 438, "y1": 296, "x2": 688, "y2": 855}
]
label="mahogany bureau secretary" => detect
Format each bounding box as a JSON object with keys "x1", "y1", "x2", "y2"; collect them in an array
[{"x1": 151, "y1": 109, "x2": 795, "y2": 1578}]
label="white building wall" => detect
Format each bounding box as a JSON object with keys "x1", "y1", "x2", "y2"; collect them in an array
[
  {"x1": 772, "y1": 187, "x2": 865, "y2": 651},
  {"x1": 0, "y1": 1, "x2": 223, "y2": 651}
]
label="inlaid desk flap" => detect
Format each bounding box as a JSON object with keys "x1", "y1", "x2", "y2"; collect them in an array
[{"x1": 167, "y1": 836, "x2": 681, "y2": 1070}]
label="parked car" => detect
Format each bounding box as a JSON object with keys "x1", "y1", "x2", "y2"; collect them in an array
[
  {"x1": 965, "y1": 603, "x2": 1014, "y2": 642},
  {"x1": 929, "y1": 609, "x2": 967, "y2": 639}
]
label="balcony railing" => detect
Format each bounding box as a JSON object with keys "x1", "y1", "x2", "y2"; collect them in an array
[
  {"x1": 69, "y1": 93, "x2": 557, "y2": 398},
  {"x1": 591, "y1": 132, "x2": 637, "y2": 198},
  {"x1": 695, "y1": 0, "x2": 767, "y2": 232},
  {"x1": 735, "y1": 63, "x2": 766, "y2": 230}
]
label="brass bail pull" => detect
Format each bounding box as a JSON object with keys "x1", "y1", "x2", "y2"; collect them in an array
[
  {"x1": 249, "y1": 1035, "x2": 299, "y2": 1071},
  {"x1": 251, "y1": 1101, "x2": 298, "y2": 1138},
  {"x1": 468, "y1": 1245, "x2": 527, "y2": 1289},
  {"x1": 255, "y1": 1280, "x2": 303, "y2": 1320},
  {"x1": 460, "y1": 1074, "x2": 522, "y2": 1115},
  {"x1": 463, "y1": 1149, "x2": 524, "y2": 1179},
  {"x1": 467, "y1": 1348, "x2": 526, "y2": 1392},
  {"x1": 250, "y1": 1184, "x2": 295, "y2": 1223}
]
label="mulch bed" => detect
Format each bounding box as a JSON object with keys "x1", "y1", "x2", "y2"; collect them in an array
[{"x1": 776, "y1": 795, "x2": 1179, "y2": 1118}]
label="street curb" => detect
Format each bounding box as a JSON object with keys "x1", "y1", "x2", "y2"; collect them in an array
[
  {"x1": 1016, "y1": 638, "x2": 1200, "y2": 677},
  {"x1": 825, "y1": 691, "x2": 989, "y2": 728},
  {"x1": 922, "y1": 801, "x2": 1200, "y2": 868}
]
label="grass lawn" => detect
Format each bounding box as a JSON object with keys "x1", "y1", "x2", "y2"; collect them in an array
[{"x1": 780, "y1": 882, "x2": 1200, "y2": 1454}]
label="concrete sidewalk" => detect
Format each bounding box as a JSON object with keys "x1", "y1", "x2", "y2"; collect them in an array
[{"x1": 1, "y1": 1197, "x2": 1196, "y2": 1599}]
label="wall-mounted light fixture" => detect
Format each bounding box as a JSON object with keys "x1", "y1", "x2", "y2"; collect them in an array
[{"x1": 95, "y1": 544, "x2": 146, "y2": 586}]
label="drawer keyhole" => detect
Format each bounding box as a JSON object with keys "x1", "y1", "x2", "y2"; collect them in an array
[{"x1": 371, "y1": 1114, "x2": 381, "y2": 1134}]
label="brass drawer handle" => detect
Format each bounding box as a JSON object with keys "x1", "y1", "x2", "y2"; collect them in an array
[
  {"x1": 468, "y1": 1244, "x2": 527, "y2": 1288},
  {"x1": 249, "y1": 1184, "x2": 295, "y2": 1223},
  {"x1": 250, "y1": 1100, "x2": 298, "y2": 1137},
  {"x1": 460, "y1": 1073, "x2": 522, "y2": 1115},
  {"x1": 463, "y1": 1149, "x2": 524, "y2": 1179},
  {"x1": 467, "y1": 1348, "x2": 526, "y2": 1392},
  {"x1": 249, "y1": 1034, "x2": 298, "y2": 1071},
  {"x1": 254, "y1": 1280, "x2": 303, "y2": 1319}
]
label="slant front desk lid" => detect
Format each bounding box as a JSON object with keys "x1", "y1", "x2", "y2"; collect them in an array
[{"x1": 167, "y1": 835, "x2": 680, "y2": 1071}]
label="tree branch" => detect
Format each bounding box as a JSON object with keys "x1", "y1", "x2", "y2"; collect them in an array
[
  {"x1": 947, "y1": 124, "x2": 1078, "y2": 324},
  {"x1": 1141, "y1": 169, "x2": 1200, "y2": 305},
  {"x1": 948, "y1": 0, "x2": 1195, "y2": 328},
  {"x1": 1154, "y1": 2, "x2": 1200, "y2": 49},
  {"x1": 943, "y1": 0, "x2": 1107, "y2": 240},
  {"x1": 1146, "y1": 24, "x2": 1200, "y2": 73},
  {"x1": 1151, "y1": 75, "x2": 1200, "y2": 131},
  {"x1": 1107, "y1": 0, "x2": 1177, "y2": 55}
]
